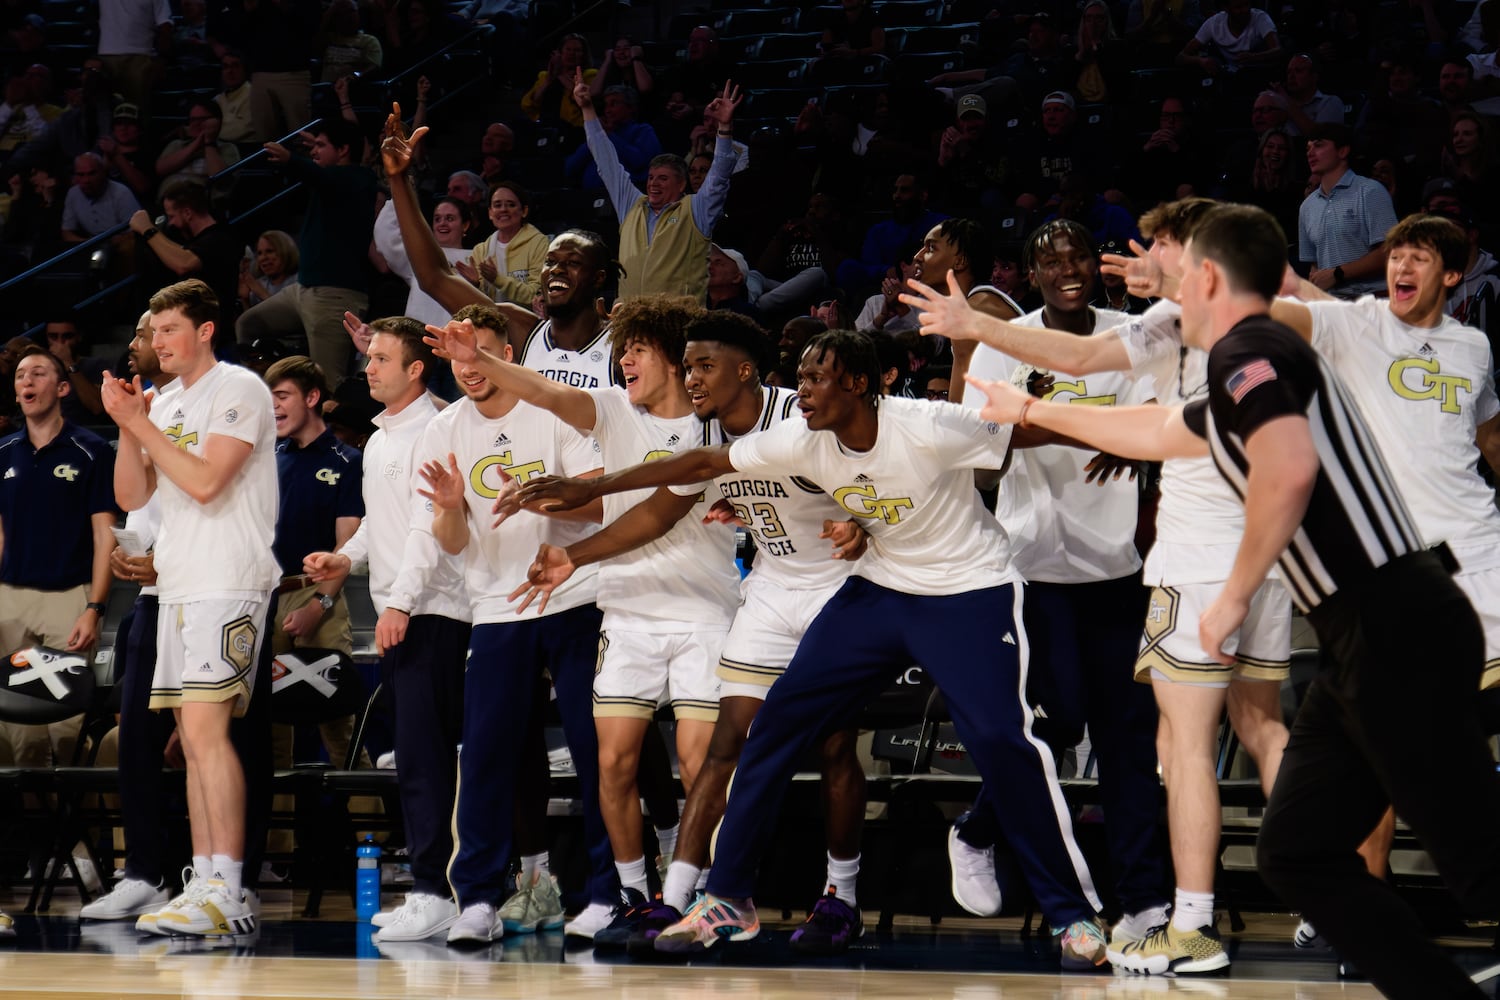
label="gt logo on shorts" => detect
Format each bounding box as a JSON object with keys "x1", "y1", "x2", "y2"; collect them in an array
[{"x1": 221, "y1": 616, "x2": 258, "y2": 672}]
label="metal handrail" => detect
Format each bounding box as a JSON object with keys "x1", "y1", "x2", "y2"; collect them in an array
[{"x1": 2, "y1": 26, "x2": 491, "y2": 313}]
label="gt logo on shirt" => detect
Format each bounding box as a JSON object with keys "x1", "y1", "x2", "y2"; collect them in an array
[
  {"x1": 469, "y1": 451, "x2": 546, "y2": 498},
  {"x1": 52, "y1": 463, "x2": 80, "y2": 482},
  {"x1": 1388, "y1": 356, "x2": 1471, "y2": 413},
  {"x1": 1044, "y1": 380, "x2": 1117, "y2": 406},
  {"x1": 164, "y1": 424, "x2": 199, "y2": 449},
  {"x1": 315, "y1": 468, "x2": 341, "y2": 485},
  {"x1": 832, "y1": 484, "x2": 914, "y2": 525}
]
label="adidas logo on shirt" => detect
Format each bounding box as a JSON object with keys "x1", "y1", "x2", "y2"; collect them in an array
[
  {"x1": 557, "y1": 353, "x2": 570, "y2": 362},
  {"x1": 2, "y1": 468, "x2": 12, "y2": 479},
  {"x1": 854, "y1": 473, "x2": 873, "y2": 483},
  {"x1": 493, "y1": 433, "x2": 511, "y2": 447},
  {"x1": 1419, "y1": 343, "x2": 1435, "y2": 356},
  {"x1": 172, "y1": 409, "x2": 184, "y2": 420},
  {"x1": 665, "y1": 434, "x2": 680, "y2": 447},
  {"x1": 1002, "y1": 632, "x2": 1016, "y2": 646}
]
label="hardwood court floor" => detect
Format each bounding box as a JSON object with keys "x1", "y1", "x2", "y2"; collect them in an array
[{"x1": 2, "y1": 888, "x2": 1497, "y2": 999}]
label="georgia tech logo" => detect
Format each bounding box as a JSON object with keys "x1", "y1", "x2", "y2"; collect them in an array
[
  {"x1": 469, "y1": 450, "x2": 546, "y2": 498},
  {"x1": 1044, "y1": 379, "x2": 1117, "y2": 406},
  {"x1": 314, "y1": 468, "x2": 341, "y2": 485},
  {"x1": 164, "y1": 424, "x2": 199, "y2": 449},
  {"x1": 1388, "y1": 356, "x2": 1471, "y2": 413},
  {"x1": 642, "y1": 449, "x2": 675, "y2": 463},
  {"x1": 221, "y1": 615, "x2": 257, "y2": 672},
  {"x1": 832, "y1": 484, "x2": 915, "y2": 525},
  {"x1": 52, "y1": 463, "x2": 80, "y2": 482}
]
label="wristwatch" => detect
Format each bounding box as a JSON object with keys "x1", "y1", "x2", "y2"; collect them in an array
[
  {"x1": 315, "y1": 592, "x2": 335, "y2": 612},
  {"x1": 139, "y1": 226, "x2": 158, "y2": 240},
  {"x1": 85, "y1": 601, "x2": 106, "y2": 615},
  {"x1": 1332, "y1": 265, "x2": 1346, "y2": 285}
]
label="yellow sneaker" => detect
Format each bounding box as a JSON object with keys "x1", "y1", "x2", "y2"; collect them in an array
[{"x1": 1107, "y1": 921, "x2": 1229, "y2": 975}]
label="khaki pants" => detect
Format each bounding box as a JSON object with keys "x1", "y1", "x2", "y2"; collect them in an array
[
  {"x1": 236, "y1": 283, "x2": 368, "y2": 390},
  {"x1": 0, "y1": 583, "x2": 87, "y2": 767}
]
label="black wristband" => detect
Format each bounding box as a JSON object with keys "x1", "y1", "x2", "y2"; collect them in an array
[{"x1": 85, "y1": 601, "x2": 106, "y2": 614}]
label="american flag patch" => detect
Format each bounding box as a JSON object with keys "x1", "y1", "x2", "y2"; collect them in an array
[{"x1": 1225, "y1": 359, "x2": 1277, "y2": 403}]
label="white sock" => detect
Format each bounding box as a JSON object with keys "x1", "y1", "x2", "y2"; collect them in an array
[
  {"x1": 656, "y1": 823, "x2": 679, "y2": 859},
  {"x1": 662, "y1": 860, "x2": 701, "y2": 912},
  {"x1": 616, "y1": 856, "x2": 649, "y2": 897},
  {"x1": 521, "y1": 852, "x2": 549, "y2": 879},
  {"x1": 1172, "y1": 888, "x2": 1214, "y2": 932},
  {"x1": 192, "y1": 856, "x2": 213, "y2": 883},
  {"x1": 696, "y1": 867, "x2": 710, "y2": 891},
  {"x1": 210, "y1": 855, "x2": 243, "y2": 897},
  {"x1": 826, "y1": 853, "x2": 860, "y2": 906}
]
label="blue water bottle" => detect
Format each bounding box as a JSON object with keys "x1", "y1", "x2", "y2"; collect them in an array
[{"x1": 356, "y1": 837, "x2": 381, "y2": 921}]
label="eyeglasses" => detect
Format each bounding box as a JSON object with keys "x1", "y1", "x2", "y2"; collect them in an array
[{"x1": 925, "y1": 388, "x2": 949, "y2": 400}]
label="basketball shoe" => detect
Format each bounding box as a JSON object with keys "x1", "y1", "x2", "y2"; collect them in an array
[
  {"x1": 1056, "y1": 917, "x2": 1110, "y2": 970},
  {"x1": 1107, "y1": 921, "x2": 1229, "y2": 974},
  {"x1": 499, "y1": 871, "x2": 564, "y2": 935},
  {"x1": 156, "y1": 880, "x2": 257, "y2": 937},
  {"x1": 81, "y1": 877, "x2": 170, "y2": 921},
  {"x1": 653, "y1": 893, "x2": 759, "y2": 955},
  {"x1": 789, "y1": 888, "x2": 863, "y2": 955},
  {"x1": 947, "y1": 826, "x2": 1001, "y2": 916}
]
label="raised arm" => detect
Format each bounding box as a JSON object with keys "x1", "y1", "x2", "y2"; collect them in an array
[
  {"x1": 965, "y1": 373, "x2": 1207, "y2": 461},
  {"x1": 691, "y1": 81, "x2": 742, "y2": 236},
  {"x1": 575, "y1": 69, "x2": 642, "y2": 225},
  {"x1": 424, "y1": 319, "x2": 598, "y2": 433},
  {"x1": 379, "y1": 106, "x2": 491, "y2": 315}
]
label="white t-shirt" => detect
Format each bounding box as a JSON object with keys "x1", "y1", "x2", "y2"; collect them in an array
[
  {"x1": 1116, "y1": 299, "x2": 1251, "y2": 581},
  {"x1": 149, "y1": 362, "x2": 280, "y2": 602},
  {"x1": 372, "y1": 201, "x2": 471, "y2": 329},
  {"x1": 99, "y1": 0, "x2": 174, "y2": 55},
  {"x1": 416, "y1": 397, "x2": 602, "y2": 624},
  {"x1": 728, "y1": 395, "x2": 1019, "y2": 596},
  {"x1": 588, "y1": 387, "x2": 739, "y2": 629},
  {"x1": 967, "y1": 307, "x2": 1150, "y2": 583},
  {"x1": 1308, "y1": 296, "x2": 1500, "y2": 568},
  {"x1": 1193, "y1": 8, "x2": 1277, "y2": 69},
  {"x1": 520, "y1": 321, "x2": 615, "y2": 389},
  {"x1": 669, "y1": 386, "x2": 853, "y2": 591},
  {"x1": 339, "y1": 394, "x2": 468, "y2": 620}
]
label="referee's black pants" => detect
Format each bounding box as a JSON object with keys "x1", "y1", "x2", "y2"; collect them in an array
[{"x1": 1257, "y1": 551, "x2": 1500, "y2": 1000}]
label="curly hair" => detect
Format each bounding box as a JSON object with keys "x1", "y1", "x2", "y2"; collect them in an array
[{"x1": 608, "y1": 294, "x2": 703, "y2": 376}]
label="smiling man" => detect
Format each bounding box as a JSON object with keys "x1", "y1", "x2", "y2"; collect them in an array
[
  {"x1": 508, "y1": 327, "x2": 1111, "y2": 969},
  {"x1": 103, "y1": 278, "x2": 280, "y2": 939},
  {"x1": 952, "y1": 218, "x2": 1169, "y2": 945},
  {"x1": 1297, "y1": 123, "x2": 1396, "y2": 299},
  {"x1": 574, "y1": 71, "x2": 740, "y2": 302}
]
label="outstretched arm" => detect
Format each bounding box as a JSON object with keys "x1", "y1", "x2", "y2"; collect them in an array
[
  {"x1": 424, "y1": 319, "x2": 598, "y2": 434},
  {"x1": 902, "y1": 274, "x2": 1132, "y2": 377},
  {"x1": 966, "y1": 373, "x2": 1207, "y2": 461},
  {"x1": 516, "y1": 444, "x2": 738, "y2": 512}
]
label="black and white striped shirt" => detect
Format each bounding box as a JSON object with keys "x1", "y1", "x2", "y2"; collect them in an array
[{"x1": 1183, "y1": 316, "x2": 1425, "y2": 612}]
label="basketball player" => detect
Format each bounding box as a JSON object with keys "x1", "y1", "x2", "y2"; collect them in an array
[
  {"x1": 102, "y1": 278, "x2": 280, "y2": 937},
  {"x1": 422, "y1": 297, "x2": 740, "y2": 940},
  {"x1": 951, "y1": 219, "x2": 1170, "y2": 937},
  {"x1": 903, "y1": 199, "x2": 1290, "y2": 973},
  {"x1": 912, "y1": 217, "x2": 1020, "y2": 394}
]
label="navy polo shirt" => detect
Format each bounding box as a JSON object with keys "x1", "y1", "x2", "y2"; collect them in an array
[
  {"x1": 273, "y1": 428, "x2": 364, "y2": 576},
  {"x1": 0, "y1": 422, "x2": 117, "y2": 591}
]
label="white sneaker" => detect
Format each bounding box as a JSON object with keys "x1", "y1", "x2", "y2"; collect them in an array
[
  {"x1": 371, "y1": 895, "x2": 411, "y2": 928},
  {"x1": 137, "y1": 868, "x2": 205, "y2": 936},
  {"x1": 563, "y1": 901, "x2": 614, "y2": 939},
  {"x1": 446, "y1": 902, "x2": 499, "y2": 945},
  {"x1": 499, "y1": 872, "x2": 564, "y2": 934},
  {"x1": 156, "y1": 881, "x2": 257, "y2": 937},
  {"x1": 1294, "y1": 918, "x2": 1326, "y2": 948},
  {"x1": 376, "y1": 751, "x2": 397, "y2": 770},
  {"x1": 375, "y1": 892, "x2": 458, "y2": 942},
  {"x1": 80, "y1": 877, "x2": 169, "y2": 920},
  {"x1": 947, "y1": 825, "x2": 1001, "y2": 916}
]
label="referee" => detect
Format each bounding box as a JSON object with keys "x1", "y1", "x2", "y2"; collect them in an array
[{"x1": 966, "y1": 203, "x2": 1500, "y2": 998}]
